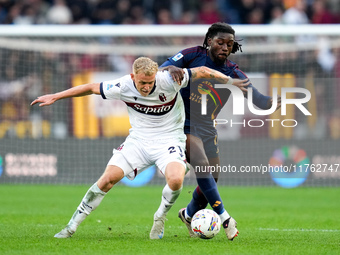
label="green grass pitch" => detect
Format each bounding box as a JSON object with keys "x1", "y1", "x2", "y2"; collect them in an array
[{"x1": 0, "y1": 185, "x2": 339, "y2": 255}]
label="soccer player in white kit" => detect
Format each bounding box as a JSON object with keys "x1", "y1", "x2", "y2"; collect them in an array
[{"x1": 31, "y1": 57, "x2": 247, "y2": 239}]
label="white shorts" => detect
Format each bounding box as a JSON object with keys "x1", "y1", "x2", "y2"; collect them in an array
[{"x1": 107, "y1": 136, "x2": 187, "y2": 179}]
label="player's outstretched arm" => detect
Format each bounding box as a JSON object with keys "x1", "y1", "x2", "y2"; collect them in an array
[
  {"x1": 190, "y1": 66, "x2": 249, "y2": 92},
  {"x1": 31, "y1": 83, "x2": 101, "y2": 107}
]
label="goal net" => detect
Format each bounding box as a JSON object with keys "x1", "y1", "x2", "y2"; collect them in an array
[{"x1": 0, "y1": 24, "x2": 339, "y2": 187}]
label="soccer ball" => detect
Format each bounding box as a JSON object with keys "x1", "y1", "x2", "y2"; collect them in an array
[{"x1": 191, "y1": 209, "x2": 221, "y2": 239}]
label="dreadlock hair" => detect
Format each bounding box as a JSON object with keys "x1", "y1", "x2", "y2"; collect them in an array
[{"x1": 203, "y1": 22, "x2": 242, "y2": 54}]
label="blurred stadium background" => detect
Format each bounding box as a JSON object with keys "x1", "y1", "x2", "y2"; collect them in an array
[{"x1": 0, "y1": 0, "x2": 339, "y2": 188}]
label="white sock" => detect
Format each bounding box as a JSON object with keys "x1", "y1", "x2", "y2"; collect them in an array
[
  {"x1": 184, "y1": 209, "x2": 192, "y2": 222},
  {"x1": 67, "y1": 182, "x2": 107, "y2": 232},
  {"x1": 155, "y1": 184, "x2": 182, "y2": 218},
  {"x1": 219, "y1": 210, "x2": 230, "y2": 223}
]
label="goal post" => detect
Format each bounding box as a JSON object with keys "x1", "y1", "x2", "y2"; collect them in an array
[{"x1": 0, "y1": 24, "x2": 339, "y2": 187}]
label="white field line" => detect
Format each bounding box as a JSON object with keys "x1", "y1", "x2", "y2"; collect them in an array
[{"x1": 259, "y1": 228, "x2": 339, "y2": 232}]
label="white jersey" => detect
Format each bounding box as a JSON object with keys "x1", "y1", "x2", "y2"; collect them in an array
[{"x1": 100, "y1": 69, "x2": 191, "y2": 140}]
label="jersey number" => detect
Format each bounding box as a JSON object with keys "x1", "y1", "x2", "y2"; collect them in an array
[{"x1": 168, "y1": 146, "x2": 184, "y2": 157}]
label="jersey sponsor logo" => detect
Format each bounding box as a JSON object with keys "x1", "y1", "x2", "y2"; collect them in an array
[
  {"x1": 159, "y1": 93, "x2": 167, "y2": 102},
  {"x1": 172, "y1": 53, "x2": 183, "y2": 61},
  {"x1": 115, "y1": 82, "x2": 121, "y2": 88},
  {"x1": 195, "y1": 80, "x2": 223, "y2": 120},
  {"x1": 125, "y1": 94, "x2": 178, "y2": 115}
]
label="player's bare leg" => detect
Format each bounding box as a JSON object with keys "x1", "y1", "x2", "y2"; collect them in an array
[
  {"x1": 54, "y1": 165, "x2": 124, "y2": 238},
  {"x1": 150, "y1": 162, "x2": 185, "y2": 239}
]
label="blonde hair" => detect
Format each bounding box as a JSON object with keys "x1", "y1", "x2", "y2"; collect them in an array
[{"x1": 133, "y1": 57, "x2": 158, "y2": 76}]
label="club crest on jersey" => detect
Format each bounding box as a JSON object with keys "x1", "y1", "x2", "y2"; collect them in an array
[
  {"x1": 172, "y1": 53, "x2": 183, "y2": 62},
  {"x1": 159, "y1": 93, "x2": 167, "y2": 102}
]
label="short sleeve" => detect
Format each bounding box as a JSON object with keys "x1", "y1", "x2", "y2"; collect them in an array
[
  {"x1": 163, "y1": 68, "x2": 191, "y2": 93},
  {"x1": 100, "y1": 75, "x2": 130, "y2": 100},
  {"x1": 180, "y1": 68, "x2": 191, "y2": 89}
]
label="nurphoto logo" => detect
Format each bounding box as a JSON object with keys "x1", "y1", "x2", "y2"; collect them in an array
[{"x1": 200, "y1": 84, "x2": 312, "y2": 128}]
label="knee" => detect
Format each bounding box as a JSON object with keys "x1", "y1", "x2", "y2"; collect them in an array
[
  {"x1": 167, "y1": 173, "x2": 184, "y2": 191},
  {"x1": 97, "y1": 166, "x2": 124, "y2": 192},
  {"x1": 168, "y1": 180, "x2": 183, "y2": 191},
  {"x1": 97, "y1": 175, "x2": 115, "y2": 191},
  {"x1": 165, "y1": 162, "x2": 185, "y2": 190}
]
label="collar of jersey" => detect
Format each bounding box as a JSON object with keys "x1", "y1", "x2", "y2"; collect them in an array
[
  {"x1": 206, "y1": 53, "x2": 228, "y2": 68},
  {"x1": 133, "y1": 80, "x2": 157, "y2": 96}
]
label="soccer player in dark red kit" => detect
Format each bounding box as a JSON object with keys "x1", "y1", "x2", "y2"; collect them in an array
[{"x1": 158, "y1": 22, "x2": 280, "y2": 240}]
